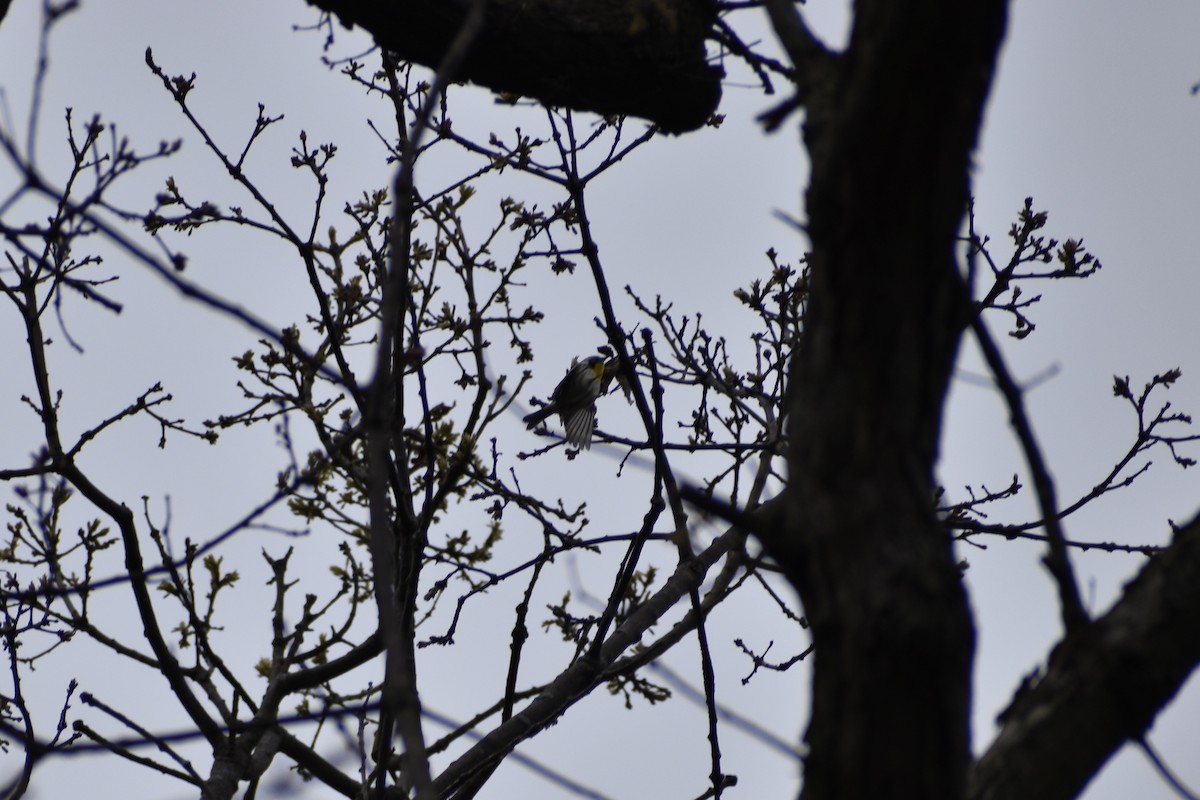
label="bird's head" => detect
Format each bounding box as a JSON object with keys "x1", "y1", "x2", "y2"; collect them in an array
[{"x1": 584, "y1": 355, "x2": 606, "y2": 380}]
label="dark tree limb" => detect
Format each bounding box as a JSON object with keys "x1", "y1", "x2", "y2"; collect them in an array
[
  {"x1": 968, "y1": 515, "x2": 1200, "y2": 800},
  {"x1": 970, "y1": 313, "x2": 1088, "y2": 632},
  {"x1": 305, "y1": 0, "x2": 723, "y2": 133}
]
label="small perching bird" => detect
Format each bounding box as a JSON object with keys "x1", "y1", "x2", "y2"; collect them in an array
[{"x1": 523, "y1": 355, "x2": 615, "y2": 449}]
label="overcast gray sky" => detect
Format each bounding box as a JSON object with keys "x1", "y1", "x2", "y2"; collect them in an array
[{"x1": 2, "y1": 1, "x2": 1199, "y2": 799}]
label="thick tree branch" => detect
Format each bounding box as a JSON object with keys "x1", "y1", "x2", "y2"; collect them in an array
[
  {"x1": 305, "y1": 0, "x2": 722, "y2": 133},
  {"x1": 968, "y1": 514, "x2": 1200, "y2": 800}
]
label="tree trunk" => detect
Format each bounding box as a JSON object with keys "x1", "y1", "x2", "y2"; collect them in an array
[{"x1": 762, "y1": 2, "x2": 1010, "y2": 798}]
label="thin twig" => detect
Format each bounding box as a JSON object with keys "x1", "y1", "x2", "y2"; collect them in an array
[
  {"x1": 1138, "y1": 736, "x2": 1200, "y2": 800},
  {"x1": 971, "y1": 314, "x2": 1088, "y2": 632}
]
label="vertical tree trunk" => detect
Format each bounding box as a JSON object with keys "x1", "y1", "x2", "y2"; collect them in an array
[{"x1": 763, "y1": 2, "x2": 1010, "y2": 798}]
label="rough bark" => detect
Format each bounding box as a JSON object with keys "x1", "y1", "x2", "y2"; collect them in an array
[
  {"x1": 761, "y1": 1, "x2": 1009, "y2": 799},
  {"x1": 306, "y1": 0, "x2": 722, "y2": 133},
  {"x1": 969, "y1": 516, "x2": 1200, "y2": 800}
]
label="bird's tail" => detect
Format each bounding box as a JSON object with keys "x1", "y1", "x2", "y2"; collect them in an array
[{"x1": 523, "y1": 404, "x2": 556, "y2": 428}]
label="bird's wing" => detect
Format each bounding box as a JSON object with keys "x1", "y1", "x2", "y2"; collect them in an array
[
  {"x1": 552, "y1": 363, "x2": 597, "y2": 407},
  {"x1": 562, "y1": 406, "x2": 596, "y2": 449}
]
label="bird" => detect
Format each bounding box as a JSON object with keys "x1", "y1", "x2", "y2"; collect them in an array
[{"x1": 523, "y1": 355, "x2": 613, "y2": 449}]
